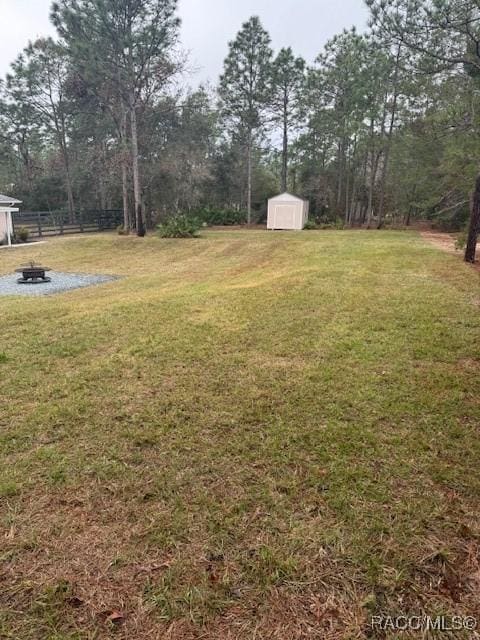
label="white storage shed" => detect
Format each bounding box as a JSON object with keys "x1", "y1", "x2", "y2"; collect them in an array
[
  {"x1": 0, "y1": 194, "x2": 22, "y2": 246},
  {"x1": 267, "y1": 192, "x2": 309, "y2": 230}
]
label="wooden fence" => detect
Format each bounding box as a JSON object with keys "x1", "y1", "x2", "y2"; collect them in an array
[{"x1": 13, "y1": 209, "x2": 123, "y2": 239}]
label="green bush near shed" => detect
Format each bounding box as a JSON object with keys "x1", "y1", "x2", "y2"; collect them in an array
[{"x1": 193, "y1": 207, "x2": 248, "y2": 226}]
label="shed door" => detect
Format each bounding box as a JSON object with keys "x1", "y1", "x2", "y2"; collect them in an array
[{"x1": 274, "y1": 204, "x2": 296, "y2": 229}]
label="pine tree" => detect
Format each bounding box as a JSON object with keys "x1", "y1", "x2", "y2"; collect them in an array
[
  {"x1": 219, "y1": 16, "x2": 272, "y2": 224},
  {"x1": 308, "y1": 30, "x2": 371, "y2": 220},
  {"x1": 7, "y1": 39, "x2": 76, "y2": 221},
  {"x1": 52, "y1": 0, "x2": 181, "y2": 236},
  {"x1": 270, "y1": 48, "x2": 305, "y2": 193}
]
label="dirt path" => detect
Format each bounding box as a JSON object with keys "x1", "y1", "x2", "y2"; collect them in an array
[
  {"x1": 420, "y1": 230, "x2": 480, "y2": 272},
  {"x1": 420, "y1": 230, "x2": 457, "y2": 254}
]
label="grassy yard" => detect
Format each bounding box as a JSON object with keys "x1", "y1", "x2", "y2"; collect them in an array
[{"x1": 1, "y1": 230, "x2": 479, "y2": 639}]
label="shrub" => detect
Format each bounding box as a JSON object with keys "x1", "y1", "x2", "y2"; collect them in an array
[
  {"x1": 157, "y1": 215, "x2": 201, "y2": 238},
  {"x1": 17, "y1": 226, "x2": 30, "y2": 243},
  {"x1": 117, "y1": 224, "x2": 128, "y2": 235},
  {"x1": 193, "y1": 207, "x2": 248, "y2": 226},
  {"x1": 303, "y1": 219, "x2": 318, "y2": 230}
]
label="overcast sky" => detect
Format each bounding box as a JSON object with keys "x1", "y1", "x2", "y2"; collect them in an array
[{"x1": 0, "y1": 0, "x2": 368, "y2": 83}]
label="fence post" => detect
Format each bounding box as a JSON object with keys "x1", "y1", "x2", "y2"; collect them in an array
[
  {"x1": 37, "y1": 212, "x2": 43, "y2": 237},
  {"x1": 79, "y1": 210, "x2": 84, "y2": 232}
]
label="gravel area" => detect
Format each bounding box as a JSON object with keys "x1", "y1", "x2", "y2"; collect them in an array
[{"x1": 0, "y1": 271, "x2": 119, "y2": 297}]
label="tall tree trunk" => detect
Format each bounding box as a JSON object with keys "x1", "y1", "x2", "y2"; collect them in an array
[
  {"x1": 19, "y1": 137, "x2": 34, "y2": 191},
  {"x1": 404, "y1": 207, "x2": 412, "y2": 226},
  {"x1": 378, "y1": 44, "x2": 402, "y2": 229},
  {"x1": 64, "y1": 151, "x2": 75, "y2": 224},
  {"x1": 344, "y1": 140, "x2": 351, "y2": 226},
  {"x1": 366, "y1": 118, "x2": 376, "y2": 228},
  {"x1": 360, "y1": 203, "x2": 367, "y2": 225},
  {"x1": 465, "y1": 174, "x2": 480, "y2": 263},
  {"x1": 122, "y1": 161, "x2": 130, "y2": 230},
  {"x1": 247, "y1": 132, "x2": 252, "y2": 225},
  {"x1": 120, "y1": 105, "x2": 131, "y2": 231},
  {"x1": 336, "y1": 138, "x2": 345, "y2": 215},
  {"x1": 98, "y1": 141, "x2": 108, "y2": 210},
  {"x1": 404, "y1": 185, "x2": 416, "y2": 226},
  {"x1": 366, "y1": 93, "x2": 388, "y2": 228},
  {"x1": 52, "y1": 102, "x2": 75, "y2": 223},
  {"x1": 352, "y1": 139, "x2": 365, "y2": 226},
  {"x1": 130, "y1": 102, "x2": 145, "y2": 237},
  {"x1": 367, "y1": 150, "x2": 383, "y2": 228},
  {"x1": 366, "y1": 163, "x2": 374, "y2": 228},
  {"x1": 59, "y1": 131, "x2": 75, "y2": 223},
  {"x1": 281, "y1": 91, "x2": 288, "y2": 192},
  {"x1": 350, "y1": 177, "x2": 358, "y2": 226},
  {"x1": 56, "y1": 112, "x2": 75, "y2": 223},
  {"x1": 346, "y1": 136, "x2": 357, "y2": 226}
]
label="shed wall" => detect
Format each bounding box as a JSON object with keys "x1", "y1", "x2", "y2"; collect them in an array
[
  {"x1": 276, "y1": 203, "x2": 297, "y2": 228},
  {"x1": 0, "y1": 212, "x2": 8, "y2": 243},
  {"x1": 267, "y1": 198, "x2": 306, "y2": 230}
]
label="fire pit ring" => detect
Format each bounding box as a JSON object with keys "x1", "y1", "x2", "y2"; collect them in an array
[{"x1": 15, "y1": 262, "x2": 52, "y2": 284}]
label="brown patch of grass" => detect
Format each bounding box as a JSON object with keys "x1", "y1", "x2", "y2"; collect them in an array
[{"x1": 420, "y1": 231, "x2": 458, "y2": 254}]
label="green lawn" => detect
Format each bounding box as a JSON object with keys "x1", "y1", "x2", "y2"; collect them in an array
[{"x1": 1, "y1": 230, "x2": 479, "y2": 639}]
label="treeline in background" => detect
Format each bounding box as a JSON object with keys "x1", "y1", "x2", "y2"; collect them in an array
[{"x1": 0, "y1": 0, "x2": 479, "y2": 238}]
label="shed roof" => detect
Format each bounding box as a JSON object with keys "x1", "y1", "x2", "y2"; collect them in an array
[
  {"x1": 268, "y1": 192, "x2": 305, "y2": 202},
  {"x1": 0, "y1": 194, "x2": 22, "y2": 206}
]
